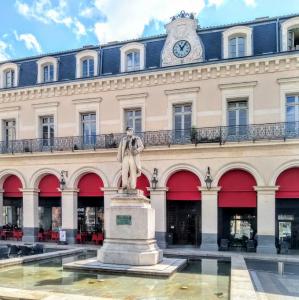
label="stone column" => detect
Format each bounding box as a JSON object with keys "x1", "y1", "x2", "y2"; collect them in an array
[
  {"x1": 61, "y1": 189, "x2": 78, "y2": 244},
  {"x1": 148, "y1": 188, "x2": 168, "y2": 249},
  {"x1": 22, "y1": 188, "x2": 39, "y2": 242},
  {"x1": 255, "y1": 186, "x2": 278, "y2": 254},
  {"x1": 0, "y1": 189, "x2": 4, "y2": 229},
  {"x1": 102, "y1": 187, "x2": 119, "y2": 234},
  {"x1": 199, "y1": 187, "x2": 220, "y2": 251}
]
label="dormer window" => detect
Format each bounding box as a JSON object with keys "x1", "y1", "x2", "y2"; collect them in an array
[
  {"x1": 0, "y1": 63, "x2": 18, "y2": 89},
  {"x1": 120, "y1": 42, "x2": 145, "y2": 73},
  {"x1": 223, "y1": 26, "x2": 252, "y2": 59},
  {"x1": 43, "y1": 64, "x2": 54, "y2": 82},
  {"x1": 126, "y1": 51, "x2": 140, "y2": 71},
  {"x1": 37, "y1": 57, "x2": 58, "y2": 84},
  {"x1": 82, "y1": 58, "x2": 94, "y2": 77},
  {"x1": 282, "y1": 17, "x2": 299, "y2": 52},
  {"x1": 229, "y1": 36, "x2": 245, "y2": 58},
  {"x1": 288, "y1": 28, "x2": 299, "y2": 51},
  {"x1": 76, "y1": 50, "x2": 98, "y2": 79},
  {"x1": 4, "y1": 69, "x2": 15, "y2": 88}
]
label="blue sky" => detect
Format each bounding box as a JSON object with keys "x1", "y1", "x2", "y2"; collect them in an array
[{"x1": 0, "y1": 0, "x2": 298, "y2": 61}]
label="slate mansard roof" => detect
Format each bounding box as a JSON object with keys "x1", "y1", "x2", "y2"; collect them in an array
[{"x1": 1, "y1": 13, "x2": 299, "y2": 89}]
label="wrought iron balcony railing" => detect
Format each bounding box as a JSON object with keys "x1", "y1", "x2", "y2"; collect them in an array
[{"x1": 1, "y1": 121, "x2": 299, "y2": 154}]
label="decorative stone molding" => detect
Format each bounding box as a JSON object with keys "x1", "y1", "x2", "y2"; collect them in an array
[
  {"x1": 116, "y1": 92, "x2": 148, "y2": 101},
  {"x1": 222, "y1": 26, "x2": 253, "y2": 59},
  {"x1": 120, "y1": 42, "x2": 145, "y2": 72},
  {"x1": 0, "y1": 53, "x2": 298, "y2": 104},
  {"x1": 218, "y1": 81, "x2": 257, "y2": 89},
  {"x1": 0, "y1": 106, "x2": 20, "y2": 112},
  {"x1": 0, "y1": 62, "x2": 19, "y2": 88},
  {"x1": 76, "y1": 49, "x2": 98, "y2": 78},
  {"x1": 36, "y1": 56, "x2": 58, "y2": 84},
  {"x1": 281, "y1": 16, "x2": 299, "y2": 51},
  {"x1": 254, "y1": 186, "x2": 279, "y2": 192},
  {"x1": 161, "y1": 16, "x2": 204, "y2": 67},
  {"x1": 164, "y1": 87, "x2": 199, "y2": 95},
  {"x1": 32, "y1": 101, "x2": 59, "y2": 109},
  {"x1": 72, "y1": 97, "x2": 102, "y2": 105}
]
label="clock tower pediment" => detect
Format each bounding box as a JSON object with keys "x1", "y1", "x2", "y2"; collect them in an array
[{"x1": 161, "y1": 11, "x2": 204, "y2": 67}]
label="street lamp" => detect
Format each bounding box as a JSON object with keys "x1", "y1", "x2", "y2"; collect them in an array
[
  {"x1": 204, "y1": 167, "x2": 213, "y2": 190},
  {"x1": 60, "y1": 170, "x2": 68, "y2": 191},
  {"x1": 151, "y1": 168, "x2": 158, "y2": 190}
]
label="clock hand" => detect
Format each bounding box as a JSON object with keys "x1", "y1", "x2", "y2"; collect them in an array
[{"x1": 181, "y1": 41, "x2": 187, "y2": 51}]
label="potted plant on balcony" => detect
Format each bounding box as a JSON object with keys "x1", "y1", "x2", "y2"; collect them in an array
[{"x1": 191, "y1": 126, "x2": 198, "y2": 144}]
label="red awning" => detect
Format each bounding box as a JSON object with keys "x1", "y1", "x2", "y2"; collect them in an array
[
  {"x1": 39, "y1": 174, "x2": 60, "y2": 197},
  {"x1": 78, "y1": 173, "x2": 104, "y2": 197},
  {"x1": 167, "y1": 170, "x2": 201, "y2": 201},
  {"x1": 276, "y1": 167, "x2": 299, "y2": 199},
  {"x1": 218, "y1": 169, "x2": 256, "y2": 208},
  {"x1": 3, "y1": 175, "x2": 22, "y2": 198}
]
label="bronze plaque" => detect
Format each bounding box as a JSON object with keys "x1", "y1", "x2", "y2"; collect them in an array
[{"x1": 116, "y1": 215, "x2": 132, "y2": 225}]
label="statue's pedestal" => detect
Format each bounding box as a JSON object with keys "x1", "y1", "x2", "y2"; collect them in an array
[{"x1": 97, "y1": 190, "x2": 163, "y2": 266}]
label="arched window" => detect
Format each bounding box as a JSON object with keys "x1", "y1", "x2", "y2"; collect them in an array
[
  {"x1": 82, "y1": 58, "x2": 94, "y2": 77},
  {"x1": 281, "y1": 17, "x2": 299, "y2": 51},
  {"x1": 120, "y1": 42, "x2": 145, "y2": 72},
  {"x1": 229, "y1": 36, "x2": 245, "y2": 58},
  {"x1": 222, "y1": 26, "x2": 252, "y2": 59},
  {"x1": 36, "y1": 57, "x2": 58, "y2": 84},
  {"x1": 0, "y1": 63, "x2": 18, "y2": 89},
  {"x1": 43, "y1": 64, "x2": 54, "y2": 82},
  {"x1": 75, "y1": 50, "x2": 98, "y2": 79}
]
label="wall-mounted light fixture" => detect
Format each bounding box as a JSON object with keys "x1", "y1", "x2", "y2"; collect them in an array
[
  {"x1": 60, "y1": 170, "x2": 68, "y2": 191},
  {"x1": 151, "y1": 168, "x2": 158, "y2": 190},
  {"x1": 204, "y1": 167, "x2": 213, "y2": 190}
]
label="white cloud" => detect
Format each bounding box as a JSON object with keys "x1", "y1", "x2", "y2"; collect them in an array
[
  {"x1": 0, "y1": 40, "x2": 11, "y2": 62},
  {"x1": 14, "y1": 32, "x2": 42, "y2": 53},
  {"x1": 79, "y1": 6, "x2": 94, "y2": 18},
  {"x1": 93, "y1": 0, "x2": 205, "y2": 43},
  {"x1": 15, "y1": 0, "x2": 87, "y2": 39},
  {"x1": 208, "y1": 0, "x2": 225, "y2": 7},
  {"x1": 244, "y1": 0, "x2": 257, "y2": 7}
]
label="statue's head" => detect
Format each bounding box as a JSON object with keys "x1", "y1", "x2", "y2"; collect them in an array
[{"x1": 126, "y1": 126, "x2": 134, "y2": 137}]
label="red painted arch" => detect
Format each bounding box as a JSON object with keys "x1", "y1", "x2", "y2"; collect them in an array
[
  {"x1": 166, "y1": 170, "x2": 201, "y2": 201},
  {"x1": 3, "y1": 175, "x2": 23, "y2": 198},
  {"x1": 218, "y1": 169, "x2": 257, "y2": 207},
  {"x1": 276, "y1": 167, "x2": 299, "y2": 199},
  {"x1": 78, "y1": 173, "x2": 104, "y2": 197},
  {"x1": 39, "y1": 174, "x2": 60, "y2": 197}
]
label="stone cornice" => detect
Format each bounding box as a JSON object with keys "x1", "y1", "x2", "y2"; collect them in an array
[
  {"x1": 0, "y1": 53, "x2": 298, "y2": 104},
  {"x1": 116, "y1": 92, "x2": 148, "y2": 101},
  {"x1": 277, "y1": 76, "x2": 299, "y2": 84},
  {"x1": 32, "y1": 101, "x2": 60, "y2": 109},
  {"x1": 218, "y1": 81, "x2": 257, "y2": 90},
  {"x1": 164, "y1": 87, "x2": 200, "y2": 95},
  {"x1": 72, "y1": 97, "x2": 102, "y2": 105},
  {"x1": 0, "y1": 105, "x2": 20, "y2": 112}
]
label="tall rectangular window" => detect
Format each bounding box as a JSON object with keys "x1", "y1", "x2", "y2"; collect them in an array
[
  {"x1": 288, "y1": 28, "x2": 299, "y2": 51},
  {"x1": 82, "y1": 58, "x2": 94, "y2": 77},
  {"x1": 5, "y1": 70, "x2": 15, "y2": 88},
  {"x1": 229, "y1": 36, "x2": 245, "y2": 58},
  {"x1": 41, "y1": 116, "x2": 54, "y2": 146},
  {"x1": 43, "y1": 64, "x2": 54, "y2": 82},
  {"x1": 227, "y1": 100, "x2": 248, "y2": 136},
  {"x1": 286, "y1": 95, "x2": 299, "y2": 134},
  {"x1": 125, "y1": 109, "x2": 142, "y2": 133},
  {"x1": 3, "y1": 119, "x2": 16, "y2": 145},
  {"x1": 126, "y1": 51, "x2": 140, "y2": 71},
  {"x1": 81, "y1": 112, "x2": 96, "y2": 145},
  {"x1": 173, "y1": 103, "x2": 192, "y2": 139}
]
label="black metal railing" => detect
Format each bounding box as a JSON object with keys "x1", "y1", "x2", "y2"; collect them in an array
[{"x1": 1, "y1": 121, "x2": 299, "y2": 154}]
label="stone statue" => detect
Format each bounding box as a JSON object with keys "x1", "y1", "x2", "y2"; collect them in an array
[{"x1": 117, "y1": 127, "x2": 144, "y2": 190}]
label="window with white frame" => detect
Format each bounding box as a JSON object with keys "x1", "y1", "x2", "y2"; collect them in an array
[
  {"x1": 120, "y1": 42, "x2": 145, "y2": 73},
  {"x1": 222, "y1": 26, "x2": 252, "y2": 59},
  {"x1": 173, "y1": 103, "x2": 192, "y2": 139},
  {"x1": 285, "y1": 95, "x2": 299, "y2": 134},
  {"x1": 3, "y1": 119, "x2": 16, "y2": 145},
  {"x1": 40, "y1": 116, "x2": 54, "y2": 147},
  {"x1": 126, "y1": 51, "x2": 140, "y2": 72},
  {"x1": 4, "y1": 70, "x2": 15, "y2": 88},
  {"x1": 43, "y1": 64, "x2": 54, "y2": 82},
  {"x1": 82, "y1": 58, "x2": 94, "y2": 77},
  {"x1": 75, "y1": 50, "x2": 98, "y2": 79},
  {"x1": 81, "y1": 112, "x2": 96, "y2": 145},
  {"x1": 288, "y1": 28, "x2": 299, "y2": 51},
  {"x1": 227, "y1": 100, "x2": 248, "y2": 136},
  {"x1": 229, "y1": 36, "x2": 246, "y2": 58},
  {"x1": 125, "y1": 108, "x2": 142, "y2": 133}
]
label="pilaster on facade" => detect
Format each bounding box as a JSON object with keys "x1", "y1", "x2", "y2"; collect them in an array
[{"x1": 254, "y1": 186, "x2": 279, "y2": 254}]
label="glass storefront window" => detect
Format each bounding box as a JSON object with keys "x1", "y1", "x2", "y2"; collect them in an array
[{"x1": 230, "y1": 214, "x2": 255, "y2": 239}]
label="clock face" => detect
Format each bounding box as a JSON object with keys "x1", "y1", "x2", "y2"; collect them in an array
[{"x1": 173, "y1": 40, "x2": 191, "y2": 58}]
